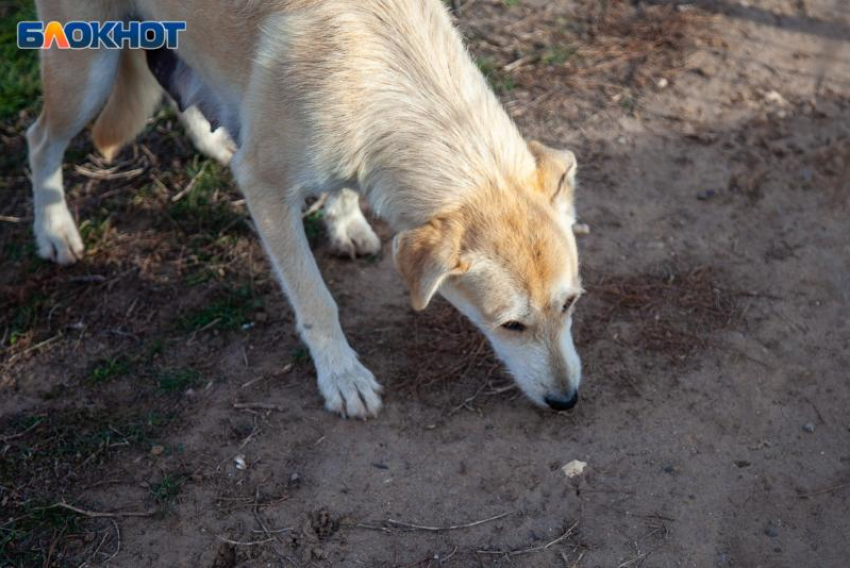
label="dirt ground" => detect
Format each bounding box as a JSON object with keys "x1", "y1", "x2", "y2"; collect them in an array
[{"x1": 1, "y1": 0, "x2": 849, "y2": 566}]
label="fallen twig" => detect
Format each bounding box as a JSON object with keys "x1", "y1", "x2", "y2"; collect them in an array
[
  {"x1": 478, "y1": 520, "x2": 579, "y2": 556},
  {"x1": 302, "y1": 194, "x2": 328, "y2": 218},
  {"x1": 0, "y1": 418, "x2": 44, "y2": 442},
  {"x1": 362, "y1": 512, "x2": 511, "y2": 534},
  {"x1": 47, "y1": 501, "x2": 156, "y2": 518},
  {"x1": 233, "y1": 402, "x2": 285, "y2": 412},
  {"x1": 215, "y1": 535, "x2": 275, "y2": 546},
  {"x1": 171, "y1": 162, "x2": 207, "y2": 202},
  {"x1": 799, "y1": 482, "x2": 850, "y2": 499},
  {"x1": 74, "y1": 164, "x2": 145, "y2": 181}
]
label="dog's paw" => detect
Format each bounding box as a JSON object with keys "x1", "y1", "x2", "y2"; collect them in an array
[
  {"x1": 34, "y1": 205, "x2": 84, "y2": 265},
  {"x1": 326, "y1": 216, "x2": 382, "y2": 259},
  {"x1": 318, "y1": 360, "x2": 384, "y2": 418}
]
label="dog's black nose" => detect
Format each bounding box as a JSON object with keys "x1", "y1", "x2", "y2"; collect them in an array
[{"x1": 545, "y1": 391, "x2": 579, "y2": 411}]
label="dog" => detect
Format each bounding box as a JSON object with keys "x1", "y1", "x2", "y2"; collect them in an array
[{"x1": 27, "y1": 0, "x2": 584, "y2": 418}]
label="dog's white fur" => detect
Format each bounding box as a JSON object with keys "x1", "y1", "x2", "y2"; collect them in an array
[{"x1": 28, "y1": 0, "x2": 584, "y2": 417}]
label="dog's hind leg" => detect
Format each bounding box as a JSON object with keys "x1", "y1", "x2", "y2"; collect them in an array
[
  {"x1": 323, "y1": 188, "x2": 382, "y2": 258},
  {"x1": 27, "y1": 47, "x2": 122, "y2": 264}
]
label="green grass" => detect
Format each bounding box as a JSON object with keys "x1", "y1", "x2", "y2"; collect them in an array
[
  {"x1": 540, "y1": 44, "x2": 578, "y2": 66},
  {"x1": 167, "y1": 158, "x2": 245, "y2": 239},
  {"x1": 0, "y1": 410, "x2": 169, "y2": 487},
  {"x1": 0, "y1": 501, "x2": 82, "y2": 567},
  {"x1": 0, "y1": 1, "x2": 41, "y2": 120},
  {"x1": 292, "y1": 346, "x2": 311, "y2": 364},
  {"x1": 303, "y1": 209, "x2": 325, "y2": 247},
  {"x1": 477, "y1": 57, "x2": 516, "y2": 94},
  {"x1": 150, "y1": 473, "x2": 185, "y2": 504},
  {"x1": 0, "y1": 409, "x2": 174, "y2": 564},
  {"x1": 78, "y1": 211, "x2": 112, "y2": 251},
  {"x1": 156, "y1": 368, "x2": 201, "y2": 393},
  {"x1": 4, "y1": 292, "x2": 46, "y2": 347},
  {"x1": 88, "y1": 357, "x2": 131, "y2": 384},
  {"x1": 177, "y1": 286, "x2": 263, "y2": 333}
]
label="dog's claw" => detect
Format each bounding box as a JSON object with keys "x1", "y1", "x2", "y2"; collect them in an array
[
  {"x1": 35, "y1": 206, "x2": 85, "y2": 265},
  {"x1": 319, "y1": 360, "x2": 383, "y2": 419}
]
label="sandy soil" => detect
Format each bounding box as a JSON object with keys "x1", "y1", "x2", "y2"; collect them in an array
[{"x1": 1, "y1": 0, "x2": 848, "y2": 566}]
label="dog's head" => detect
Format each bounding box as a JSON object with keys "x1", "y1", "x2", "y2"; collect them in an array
[{"x1": 393, "y1": 141, "x2": 583, "y2": 410}]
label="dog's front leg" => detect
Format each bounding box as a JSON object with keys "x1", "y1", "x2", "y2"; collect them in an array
[{"x1": 233, "y1": 163, "x2": 383, "y2": 418}]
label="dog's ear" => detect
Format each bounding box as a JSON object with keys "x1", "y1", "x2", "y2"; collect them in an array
[
  {"x1": 393, "y1": 217, "x2": 468, "y2": 311},
  {"x1": 529, "y1": 140, "x2": 578, "y2": 221}
]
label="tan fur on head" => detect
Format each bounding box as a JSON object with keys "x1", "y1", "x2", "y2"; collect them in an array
[
  {"x1": 528, "y1": 141, "x2": 578, "y2": 225},
  {"x1": 393, "y1": 172, "x2": 583, "y2": 406},
  {"x1": 393, "y1": 217, "x2": 469, "y2": 311}
]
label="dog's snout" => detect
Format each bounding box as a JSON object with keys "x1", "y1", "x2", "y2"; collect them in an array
[{"x1": 545, "y1": 390, "x2": 579, "y2": 411}]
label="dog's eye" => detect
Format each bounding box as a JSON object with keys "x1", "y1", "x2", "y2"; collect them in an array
[{"x1": 501, "y1": 321, "x2": 527, "y2": 332}]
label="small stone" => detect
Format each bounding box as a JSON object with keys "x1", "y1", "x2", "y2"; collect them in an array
[
  {"x1": 764, "y1": 90, "x2": 788, "y2": 106},
  {"x1": 734, "y1": 460, "x2": 752, "y2": 468},
  {"x1": 617, "y1": 136, "x2": 627, "y2": 145},
  {"x1": 765, "y1": 525, "x2": 779, "y2": 538},
  {"x1": 289, "y1": 472, "x2": 301, "y2": 484},
  {"x1": 802, "y1": 422, "x2": 815, "y2": 433},
  {"x1": 150, "y1": 445, "x2": 165, "y2": 456},
  {"x1": 657, "y1": 77, "x2": 669, "y2": 89},
  {"x1": 234, "y1": 454, "x2": 247, "y2": 470},
  {"x1": 561, "y1": 460, "x2": 587, "y2": 479},
  {"x1": 697, "y1": 189, "x2": 717, "y2": 201},
  {"x1": 663, "y1": 464, "x2": 680, "y2": 474}
]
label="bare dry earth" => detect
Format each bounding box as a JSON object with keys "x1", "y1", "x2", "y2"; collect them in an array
[{"x1": 1, "y1": 0, "x2": 849, "y2": 566}]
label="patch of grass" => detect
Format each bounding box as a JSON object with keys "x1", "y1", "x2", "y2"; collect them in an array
[
  {"x1": 0, "y1": 409, "x2": 174, "y2": 565},
  {"x1": 177, "y1": 286, "x2": 263, "y2": 333},
  {"x1": 0, "y1": 500, "x2": 83, "y2": 567},
  {"x1": 540, "y1": 44, "x2": 578, "y2": 66},
  {"x1": 167, "y1": 158, "x2": 245, "y2": 238},
  {"x1": 2, "y1": 235, "x2": 39, "y2": 265},
  {"x1": 3, "y1": 292, "x2": 46, "y2": 347},
  {"x1": 0, "y1": 2, "x2": 41, "y2": 120},
  {"x1": 0, "y1": 410, "x2": 169, "y2": 491},
  {"x1": 292, "y1": 346, "x2": 311, "y2": 364},
  {"x1": 477, "y1": 57, "x2": 516, "y2": 94},
  {"x1": 78, "y1": 210, "x2": 112, "y2": 251},
  {"x1": 303, "y1": 209, "x2": 325, "y2": 248},
  {"x1": 156, "y1": 368, "x2": 201, "y2": 393},
  {"x1": 150, "y1": 473, "x2": 185, "y2": 504},
  {"x1": 88, "y1": 357, "x2": 131, "y2": 384}
]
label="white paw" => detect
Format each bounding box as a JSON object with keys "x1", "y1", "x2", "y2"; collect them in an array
[
  {"x1": 200, "y1": 128, "x2": 236, "y2": 166},
  {"x1": 317, "y1": 359, "x2": 384, "y2": 418},
  {"x1": 326, "y1": 216, "x2": 382, "y2": 259},
  {"x1": 34, "y1": 205, "x2": 84, "y2": 265}
]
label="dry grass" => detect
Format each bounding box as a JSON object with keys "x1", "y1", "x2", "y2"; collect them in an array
[
  {"x1": 583, "y1": 264, "x2": 744, "y2": 361},
  {"x1": 461, "y1": 0, "x2": 710, "y2": 119}
]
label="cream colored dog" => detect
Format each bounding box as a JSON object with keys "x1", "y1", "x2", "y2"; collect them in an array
[{"x1": 27, "y1": 0, "x2": 584, "y2": 417}]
